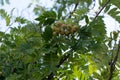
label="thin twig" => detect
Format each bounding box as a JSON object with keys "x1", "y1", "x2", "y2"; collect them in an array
[
  {"x1": 93, "y1": 0, "x2": 110, "y2": 20},
  {"x1": 68, "y1": 2, "x2": 79, "y2": 18},
  {"x1": 56, "y1": 53, "x2": 70, "y2": 68},
  {"x1": 42, "y1": 50, "x2": 72, "y2": 80},
  {"x1": 109, "y1": 40, "x2": 120, "y2": 80}
]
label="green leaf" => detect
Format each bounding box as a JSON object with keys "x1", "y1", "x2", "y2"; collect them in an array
[
  {"x1": 108, "y1": 8, "x2": 118, "y2": 15},
  {"x1": 43, "y1": 53, "x2": 58, "y2": 73},
  {"x1": 88, "y1": 60, "x2": 97, "y2": 75},
  {"x1": 33, "y1": 5, "x2": 45, "y2": 15},
  {"x1": 5, "y1": 15, "x2": 10, "y2": 26},
  {"x1": 85, "y1": 15, "x2": 89, "y2": 24},
  {"x1": 111, "y1": 0, "x2": 120, "y2": 9},
  {"x1": 0, "y1": 31, "x2": 4, "y2": 37},
  {"x1": 90, "y1": 16, "x2": 106, "y2": 41},
  {"x1": 104, "y1": 4, "x2": 111, "y2": 13},
  {"x1": 85, "y1": 0, "x2": 92, "y2": 6},
  {"x1": 15, "y1": 17, "x2": 27, "y2": 24},
  {"x1": 24, "y1": 55, "x2": 33, "y2": 64},
  {"x1": 72, "y1": 66, "x2": 88, "y2": 80},
  {"x1": 57, "y1": 7, "x2": 63, "y2": 19},
  {"x1": 99, "y1": 0, "x2": 108, "y2": 6},
  {"x1": 35, "y1": 11, "x2": 56, "y2": 25},
  {"x1": 0, "y1": 9, "x2": 10, "y2": 26},
  {"x1": 6, "y1": 74, "x2": 21, "y2": 80},
  {"x1": 74, "y1": 7, "x2": 88, "y2": 16},
  {"x1": 42, "y1": 26, "x2": 53, "y2": 42},
  {"x1": 108, "y1": 7, "x2": 120, "y2": 23}
]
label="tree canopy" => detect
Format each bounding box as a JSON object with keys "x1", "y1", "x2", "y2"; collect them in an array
[{"x1": 0, "y1": 0, "x2": 120, "y2": 80}]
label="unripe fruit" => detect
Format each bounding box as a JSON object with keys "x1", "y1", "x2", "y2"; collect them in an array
[
  {"x1": 52, "y1": 27, "x2": 56, "y2": 31},
  {"x1": 65, "y1": 31, "x2": 70, "y2": 35},
  {"x1": 60, "y1": 30, "x2": 65, "y2": 35},
  {"x1": 52, "y1": 22, "x2": 79, "y2": 36},
  {"x1": 70, "y1": 29, "x2": 74, "y2": 34},
  {"x1": 67, "y1": 26, "x2": 72, "y2": 31},
  {"x1": 0, "y1": 71, "x2": 2, "y2": 76},
  {"x1": 53, "y1": 32, "x2": 57, "y2": 36},
  {"x1": 61, "y1": 24, "x2": 66, "y2": 28},
  {"x1": 72, "y1": 26, "x2": 78, "y2": 32},
  {"x1": 56, "y1": 21, "x2": 62, "y2": 27},
  {"x1": 54, "y1": 27, "x2": 60, "y2": 32}
]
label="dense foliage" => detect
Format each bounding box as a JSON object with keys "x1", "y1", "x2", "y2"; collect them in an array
[{"x1": 0, "y1": 0, "x2": 120, "y2": 80}]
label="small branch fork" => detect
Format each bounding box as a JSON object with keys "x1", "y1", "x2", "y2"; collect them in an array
[
  {"x1": 42, "y1": 51, "x2": 71, "y2": 80},
  {"x1": 108, "y1": 40, "x2": 120, "y2": 80}
]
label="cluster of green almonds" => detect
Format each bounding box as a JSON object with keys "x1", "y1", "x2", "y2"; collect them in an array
[{"x1": 52, "y1": 22, "x2": 79, "y2": 36}]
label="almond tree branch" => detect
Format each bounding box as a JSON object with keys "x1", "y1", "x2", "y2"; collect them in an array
[
  {"x1": 93, "y1": 0, "x2": 110, "y2": 20},
  {"x1": 109, "y1": 40, "x2": 120, "y2": 80}
]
